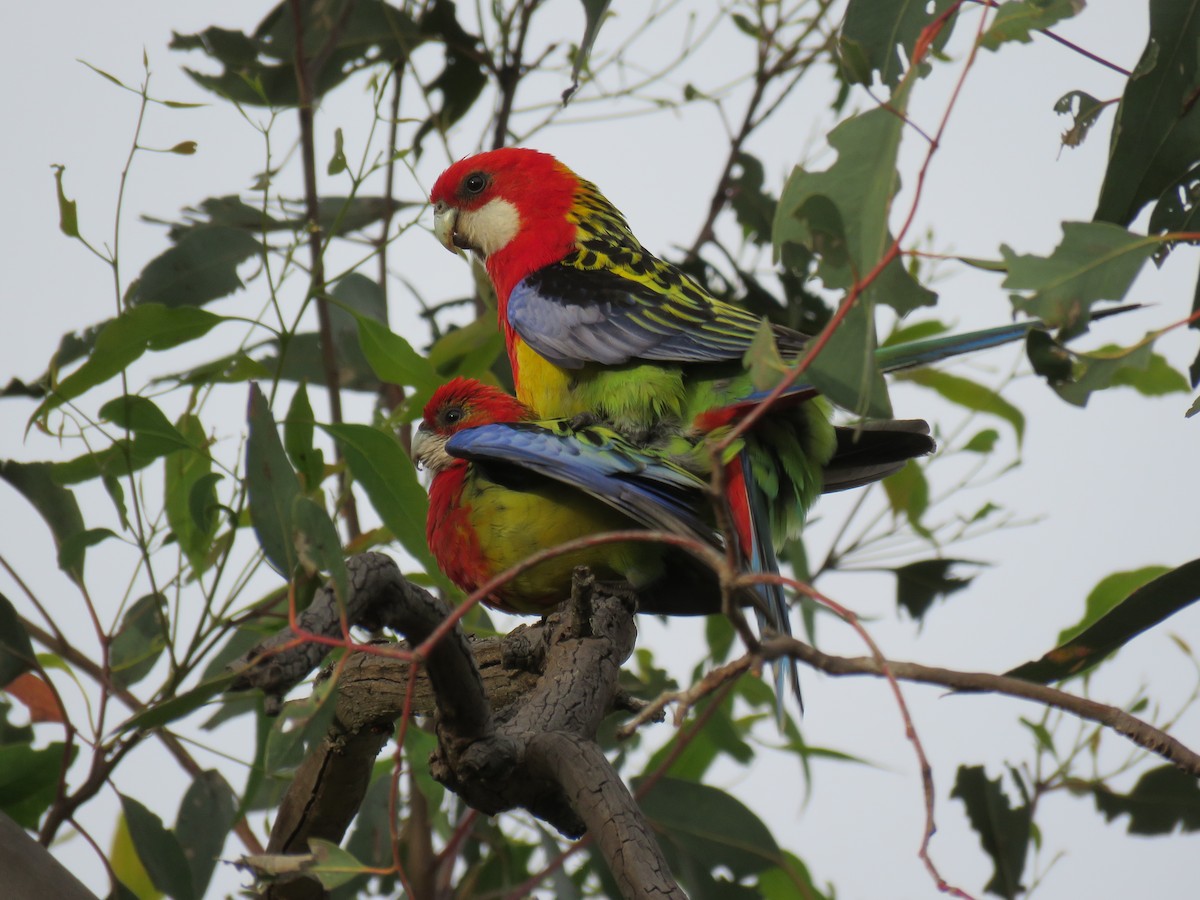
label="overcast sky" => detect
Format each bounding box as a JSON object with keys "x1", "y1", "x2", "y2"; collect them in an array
[{"x1": 3, "y1": 2, "x2": 1198, "y2": 897}]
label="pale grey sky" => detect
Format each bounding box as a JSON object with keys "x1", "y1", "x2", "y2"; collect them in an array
[{"x1": 2, "y1": 2, "x2": 1198, "y2": 898}]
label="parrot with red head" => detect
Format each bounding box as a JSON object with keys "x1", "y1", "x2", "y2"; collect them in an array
[
  {"x1": 427, "y1": 148, "x2": 1098, "y2": 698},
  {"x1": 413, "y1": 377, "x2": 740, "y2": 617}
]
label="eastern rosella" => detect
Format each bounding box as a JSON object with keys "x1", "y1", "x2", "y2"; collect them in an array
[{"x1": 413, "y1": 377, "x2": 736, "y2": 617}]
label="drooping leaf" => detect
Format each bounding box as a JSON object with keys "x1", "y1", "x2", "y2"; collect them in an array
[
  {"x1": 4, "y1": 673, "x2": 63, "y2": 724},
  {"x1": 125, "y1": 225, "x2": 260, "y2": 309},
  {"x1": 352, "y1": 311, "x2": 440, "y2": 395},
  {"x1": 897, "y1": 368, "x2": 1026, "y2": 446},
  {"x1": 412, "y1": 0, "x2": 488, "y2": 152},
  {"x1": 728, "y1": 152, "x2": 777, "y2": 246},
  {"x1": 1056, "y1": 567, "x2": 1172, "y2": 646},
  {"x1": 1091, "y1": 765, "x2": 1200, "y2": 835},
  {"x1": 566, "y1": 0, "x2": 613, "y2": 102},
  {"x1": 111, "y1": 811, "x2": 163, "y2": 900},
  {"x1": 756, "y1": 850, "x2": 833, "y2": 900},
  {"x1": 171, "y1": 1, "x2": 422, "y2": 107},
  {"x1": 426, "y1": 315, "x2": 505, "y2": 382},
  {"x1": 0, "y1": 742, "x2": 72, "y2": 828},
  {"x1": 0, "y1": 590, "x2": 37, "y2": 685},
  {"x1": 110, "y1": 594, "x2": 168, "y2": 688},
  {"x1": 0, "y1": 461, "x2": 86, "y2": 582},
  {"x1": 635, "y1": 775, "x2": 785, "y2": 886},
  {"x1": 32, "y1": 305, "x2": 225, "y2": 419},
  {"x1": 774, "y1": 93, "x2": 937, "y2": 316},
  {"x1": 51, "y1": 164, "x2": 80, "y2": 238},
  {"x1": 1007, "y1": 558, "x2": 1200, "y2": 682},
  {"x1": 1053, "y1": 341, "x2": 1186, "y2": 407},
  {"x1": 743, "y1": 320, "x2": 789, "y2": 393},
  {"x1": 1095, "y1": 0, "x2": 1200, "y2": 225},
  {"x1": 1001, "y1": 223, "x2": 1155, "y2": 337},
  {"x1": 882, "y1": 459, "x2": 929, "y2": 532},
  {"x1": 119, "y1": 794, "x2": 196, "y2": 900},
  {"x1": 951, "y1": 765, "x2": 1031, "y2": 899},
  {"x1": 100, "y1": 395, "x2": 197, "y2": 455},
  {"x1": 246, "y1": 383, "x2": 302, "y2": 576},
  {"x1": 839, "y1": 0, "x2": 958, "y2": 87},
  {"x1": 164, "y1": 414, "x2": 219, "y2": 574},
  {"x1": 980, "y1": 0, "x2": 1081, "y2": 51},
  {"x1": 283, "y1": 384, "x2": 323, "y2": 490},
  {"x1": 175, "y1": 771, "x2": 238, "y2": 899},
  {"x1": 893, "y1": 558, "x2": 980, "y2": 620},
  {"x1": 118, "y1": 674, "x2": 234, "y2": 733},
  {"x1": 805, "y1": 300, "x2": 892, "y2": 418},
  {"x1": 322, "y1": 423, "x2": 440, "y2": 577},
  {"x1": 292, "y1": 495, "x2": 349, "y2": 605},
  {"x1": 1055, "y1": 90, "x2": 1112, "y2": 149}
]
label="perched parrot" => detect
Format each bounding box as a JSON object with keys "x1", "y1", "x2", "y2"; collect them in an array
[
  {"x1": 413, "y1": 376, "x2": 737, "y2": 617},
  {"x1": 427, "y1": 147, "x2": 1105, "y2": 702}
]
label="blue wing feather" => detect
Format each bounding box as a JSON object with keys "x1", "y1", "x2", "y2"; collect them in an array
[{"x1": 445, "y1": 422, "x2": 720, "y2": 548}]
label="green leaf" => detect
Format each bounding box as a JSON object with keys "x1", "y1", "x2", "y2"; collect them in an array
[
  {"x1": 1055, "y1": 90, "x2": 1111, "y2": 149},
  {"x1": 265, "y1": 692, "x2": 337, "y2": 776},
  {"x1": 292, "y1": 496, "x2": 348, "y2": 605},
  {"x1": 119, "y1": 675, "x2": 234, "y2": 733},
  {"x1": 125, "y1": 225, "x2": 260, "y2": 309},
  {"x1": 1056, "y1": 566, "x2": 1172, "y2": 646},
  {"x1": 1187, "y1": 393, "x2": 1200, "y2": 418},
  {"x1": 1092, "y1": 765, "x2": 1200, "y2": 835},
  {"x1": 1095, "y1": 0, "x2": 1200, "y2": 225},
  {"x1": 0, "y1": 591, "x2": 36, "y2": 686},
  {"x1": 1053, "y1": 341, "x2": 1183, "y2": 407},
  {"x1": 951, "y1": 766, "x2": 1031, "y2": 899},
  {"x1": 963, "y1": 428, "x2": 1000, "y2": 453},
  {"x1": 840, "y1": 0, "x2": 958, "y2": 87},
  {"x1": 980, "y1": 0, "x2": 1081, "y2": 51},
  {"x1": 175, "y1": 771, "x2": 238, "y2": 899},
  {"x1": 327, "y1": 127, "x2": 347, "y2": 175},
  {"x1": 322, "y1": 423, "x2": 440, "y2": 578},
  {"x1": 806, "y1": 301, "x2": 892, "y2": 418},
  {"x1": 882, "y1": 459, "x2": 929, "y2": 531},
  {"x1": 110, "y1": 594, "x2": 168, "y2": 689},
  {"x1": 308, "y1": 838, "x2": 365, "y2": 889},
  {"x1": 120, "y1": 794, "x2": 196, "y2": 900},
  {"x1": 50, "y1": 164, "x2": 80, "y2": 238},
  {"x1": 1002, "y1": 223, "x2": 1156, "y2": 337},
  {"x1": 774, "y1": 88, "x2": 936, "y2": 316},
  {"x1": 246, "y1": 383, "x2": 302, "y2": 576},
  {"x1": 284, "y1": 384, "x2": 323, "y2": 490},
  {"x1": 635, "y1": 776, "x2": 785, "y2": 889},
  {"x1": 893, "y1": 559, "x2": 980, "y2": 620},
  {"x1": 165, "y1": 414, "x2": 218, "y2": 574},
  {"x1": 1008, "y1": 559, "x2": 1200, "y2": 682},
  {"x1": 33, "y1": 305, "x2": 225, "y2": 419},
  {"x1": 426, "y1": 315, "x2": 505, "y2": 380},
  {"x1": 743, "y1": 320, "x2": 789, "y2": 392},
  {"x1": 570, "y1": 1, "x2": 612, "y2": 93},
  {"x1": 100, "y1": 395, "x2": 197, "y2": 455},
  {"x1": 897, "y1": 368, "x2": 1026, "y2": 446},
  {"x1": 353, "y1": 310, "x2": 440, "y2": 400},
  {"x1": 0, "y1": 742, "x2": 72, "y2": 828},
  {"x1": 57, "y1": 528, "x2": 118, "y2": 581},
  {"x1": 0, "y1": 461, "x2": 86, "y2": 583},
  {"x1": 756, "y1": 850, "x2": 832, "y2": 900}
]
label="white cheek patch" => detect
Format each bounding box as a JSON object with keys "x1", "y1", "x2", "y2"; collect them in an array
[{"x1": 459, "y1": 197, "x2": 521, "y2": 257}]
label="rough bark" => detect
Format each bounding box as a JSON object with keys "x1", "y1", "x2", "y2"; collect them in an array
[{"x1": 232, "y1": 553, "x2": 684, "y2": 899}]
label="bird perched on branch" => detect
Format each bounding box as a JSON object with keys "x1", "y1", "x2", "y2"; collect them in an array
[
  {"x1": 428, "y1": 148, "x2": 1096, "y2": 702},
  {"x1": 412, "y1": 377, "x2": 735, "y2": 617}
]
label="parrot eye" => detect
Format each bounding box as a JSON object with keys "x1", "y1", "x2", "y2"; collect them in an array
[
  {"x1": 462, "y1": 172, "x2": 489, "y2": 196},
  {"x1": 442, "y1": 406, "x2": 464, "y2": 426}
]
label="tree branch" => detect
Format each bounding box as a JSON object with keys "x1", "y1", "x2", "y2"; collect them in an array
[{"x1": 763, "y1": 637, "x2": 1200, "y2": 776}]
